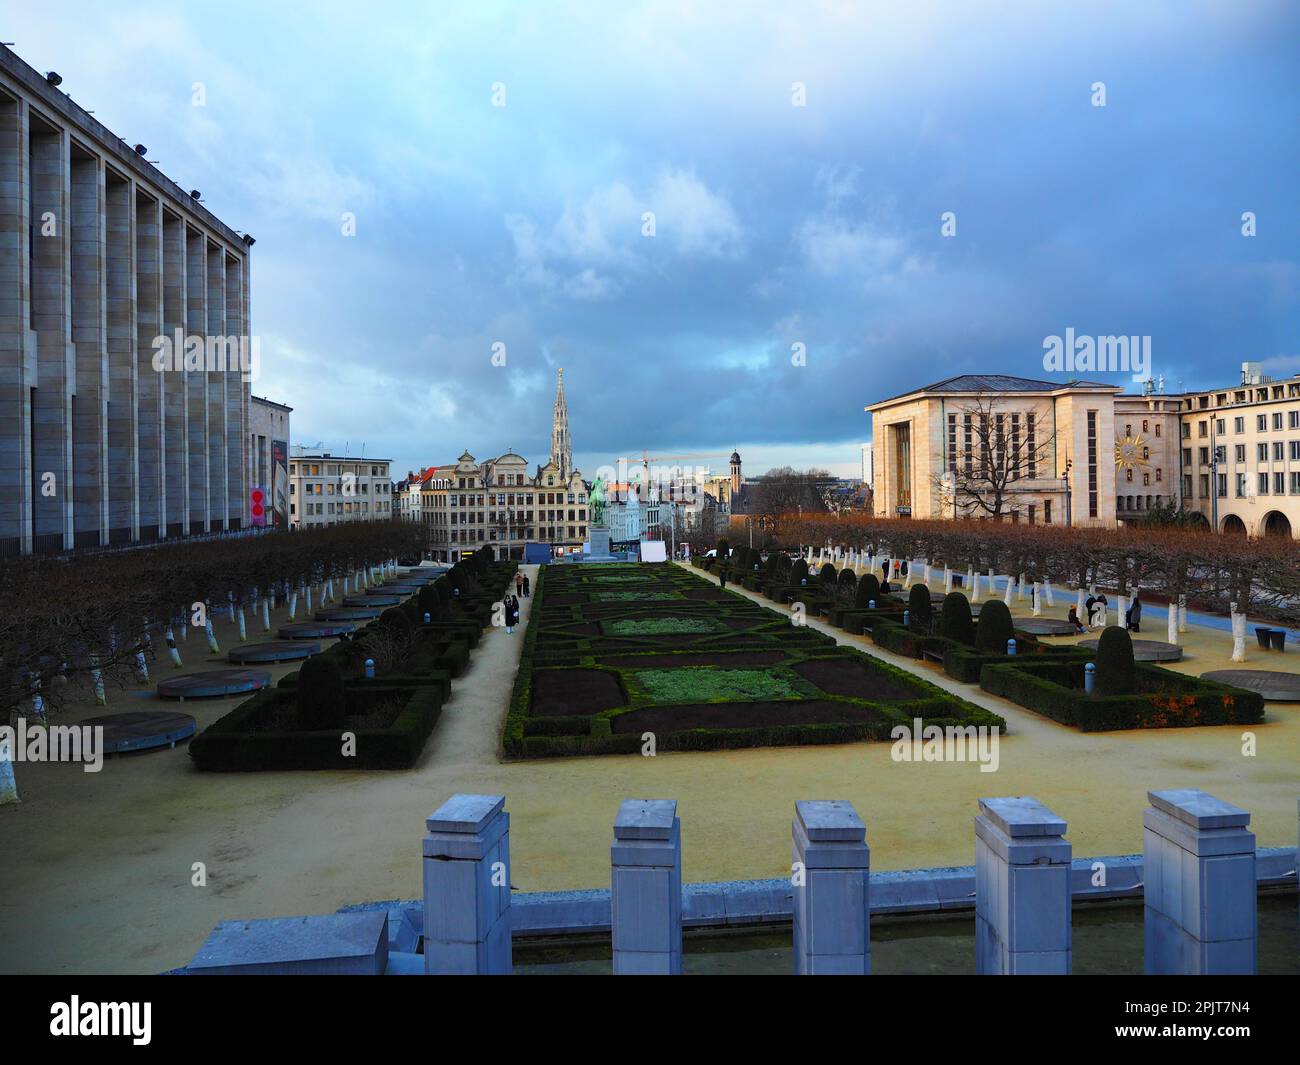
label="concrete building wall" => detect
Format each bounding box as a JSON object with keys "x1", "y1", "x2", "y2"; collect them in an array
[
  {"x1": 0, "y1": 46, "x2": 253, "y2": 556},
  {"x1": 289, "y1": 453, "x2": 393, "y2": 529}
]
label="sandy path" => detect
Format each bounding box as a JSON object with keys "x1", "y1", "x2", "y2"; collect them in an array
[{"x1": 0, "y1": 562, "x2": 1295, "y2": 974}]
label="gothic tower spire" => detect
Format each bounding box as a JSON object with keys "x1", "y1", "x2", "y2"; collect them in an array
[{"x1": 551, "y1": 367, "x2": 572, "y2": 480}]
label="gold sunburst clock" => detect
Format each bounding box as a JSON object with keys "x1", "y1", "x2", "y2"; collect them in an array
[{"x1": 1115, "y1": 432, "x2": 1148, "y2": 471}]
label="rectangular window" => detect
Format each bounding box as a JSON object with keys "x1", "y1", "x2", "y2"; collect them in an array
[
  {"x1": 947, "y1": 413, "x2": 957, "y2": 472},
  {"x1": 1198, "y1": 447, "x2": 1209, "y2": 466},
  {"x1": 1257, "y1": 415, "x2": 1267, "y2": 432},
  {"x1": 1235, "y1": 444, "x2": 1246, "y2": 462},
  {"x1": 1291, "y1": 472, "x2": 1300, "y2": 495},
  {"x1": 1087, "y1": 411, "x2": 1098, "y2": 518},
  {"x1": 1236, "y1": 472, "x2": 1247, "y2": 497},
  {"x1": 1044, "y1": 498, "x2": 1052, "y2": 524},
  {"x1": 1258, "y1": 443, "x2": 1268, "y2": 461},
  {"x1": 1234, "y1": 416, "x2": 1244, "y2": 433},
  {"x1": 1273, "y1": 413, "x2": 1283, "y2": 431},
  {"x1": 1290, "y1": 411, "x2": 1299, "y2": 429},
  {"x1": 1259, "y1": 472, "x2": 1269, "y2": 494},
  {"x1": 1010, "y1": 414, "x2": 1021, "y2": 481},
  {"x1": 963, "y1": 415, "x2": 973, "y2": 476},
  {"x1": 1275, "y1": 472, "x2": 1285, "y2": 495},
  {"x1": 1027, "y1": 413, "x2": 1037, "y2": 478},
  {"x1": 1291, "y1": 441, "x2": 1300, "y2": 461},
  {"x1": 1274, "y1": 442, "x2": 1285, "y2": 461}
]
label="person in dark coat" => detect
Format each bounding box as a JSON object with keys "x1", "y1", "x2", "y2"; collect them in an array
[
  {"x1": 1084, "y1": 595, "x2": 1097, "y2": 629},
  {"x1": 523, "y1": 575, "x2": 530, "y2": 597},
  {"x1": 718, "y1": 568, "x2": 727, "y2": 591},
  {"x1": 1126, "y1": 593, "x2": 1142, "y2": 633},
  {"x1": 1067, "y1": 605, "x2": 1085, "y2": 634}
]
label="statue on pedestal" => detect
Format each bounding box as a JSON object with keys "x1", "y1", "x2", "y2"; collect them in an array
[{"x1": 589, "y1": 475, "x2": 606, "y2": 527}]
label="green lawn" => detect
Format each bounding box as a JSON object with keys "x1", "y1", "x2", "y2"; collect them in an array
[
  {"x1": 634, "y1": 668, "x2": 799, "y2": 703},
  {"x1": 606, "y1": 617, "x2": 726, "y2": 636}
]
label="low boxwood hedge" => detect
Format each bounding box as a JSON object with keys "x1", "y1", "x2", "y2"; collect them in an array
[
  {"x1": 979, "y1": 659, "x2": 1265, "y2": 731},
  {"x1": 190, "y1": 682, "x2": 444, "y2": 770}
]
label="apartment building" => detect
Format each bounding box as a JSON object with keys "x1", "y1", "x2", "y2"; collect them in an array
[{"x1": 288, "y1": 450, "x2": 392, "y2": 527}]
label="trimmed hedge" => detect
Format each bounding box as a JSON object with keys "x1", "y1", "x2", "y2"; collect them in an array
[
  {"x1": 979, "y1": 659, "x2": 1265, "y2": 731},
  {"x1": 190, "y1": 682, "x2": 444, "y2": 770}
]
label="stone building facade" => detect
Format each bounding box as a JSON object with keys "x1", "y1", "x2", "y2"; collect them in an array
[
  {"x1": 288, "y1": 450, "x2": 393, "y2": 528},
  {"x1": 1, "y1": 46, "x2": 254, "y2": 556}
]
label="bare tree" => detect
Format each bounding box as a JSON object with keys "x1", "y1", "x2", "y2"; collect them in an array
[
  {"x1": 933, "y1": 393, "x2": 1059, "y2": 520},
  {"x1": 750, "y1": 467, "x2": 829, "y2": 536}
]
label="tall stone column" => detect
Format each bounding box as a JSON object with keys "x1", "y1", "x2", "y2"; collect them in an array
[
  {"x1": 792, "y1": 799, "x2": 870, "y2": 975},
  {"x1": 1143, "y1": 788, "x2": 1256, "y2": 974},
  {"x1": 975, "y1": 796, "x2": 1072, "y2": 974},
  {"x1": 30, "y1": 117, "x2": 74, "y2": 552},
  {"x1": 223, "y1": 252, "x2": 247, "y2": 526},
  {"x1": 0, "y1": 93, "x2": 33, "y2": 555},
  {"x1": 611, "y1": 799, "x2": 681, "y2": 975},
  {"x1": 104, "y1": 170, "x2": 137, "y2": 543},
  {"x1": 184, "y1": 226, "x2": 209, "y2": 531},
  {"x1": 422, "y1": 793, "x2": 512, "y2": 975},
  {"x1": 70, "y1": 148, "x2": 108, "y2": 548},
  {"x1": 162, "y1": 210, "x2": 187, "y2": 536},
  {"x1": 135, "y1": 191, "x2": 163, "y2": 539},
  {"x1": 204, "y1": 241, "x2": 227, "y2": 528}
]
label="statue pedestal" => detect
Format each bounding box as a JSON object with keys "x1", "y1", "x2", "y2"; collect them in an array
[{"x1": 585, "y1": 526, "x2": 614, "y2": 561}]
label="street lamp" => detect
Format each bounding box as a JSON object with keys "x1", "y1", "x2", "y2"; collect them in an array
[{"x1": 1062, "y1": 459, "x2": 1073, "y2": 526}]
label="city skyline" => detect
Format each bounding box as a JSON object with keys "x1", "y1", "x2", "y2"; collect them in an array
[{"x1": 4, "y1": 1, "x2": 1296, "y2": 480}]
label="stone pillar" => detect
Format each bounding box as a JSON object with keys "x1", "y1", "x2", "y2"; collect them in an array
[
  {"x1": 611, "y1": 798, "x2": 682, "y2": 975},
  {"x1": 70, "y1": 148, "x2": 108, "y2": 550},
  {"x1": 975, "y1": 796, "x2": 1072, "y2": 974},
  {"x1": 205, "y1": 241, "x2": 227, "y2": 528},
  {"x1": 422, "y1": 793, "x2": 512, "y2": 975},
  {"x1": 792, "y1": 799, "x2": 870, "y2": 975},
  {"x1": 184, "y1": 226, "x2": 210, "y2": 531},
  {"x1": 105, "y1": 170, "x2": 137, "y2": 543},
  {"x1": 135, "y1": 191, "x2": 164, "y2": 539},
  {"x1": 1143, "y1": 788, "x2": 1256, "y2": 975}
]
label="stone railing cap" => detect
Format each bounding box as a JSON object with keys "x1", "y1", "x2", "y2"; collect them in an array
[
  {"x1": 426, "y1": 793, "x2": 505, "y2": 834},
  {"x1": 978, "y1": 796, "x2": 1067, "y2": 837},
  {"x1": 796, "y1": 799, "x2": 865, "y2": 841},
  {"x1": 614, "y1": 799, "x2": 678, "y2": 839},
  {"x1": 1148, "y1": 788, "x2": 1250, "y2": 829}
]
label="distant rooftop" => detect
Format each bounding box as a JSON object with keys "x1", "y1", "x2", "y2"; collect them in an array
[{"x1": 868, "y1": 373, "x2": 1121, "y2": 408}]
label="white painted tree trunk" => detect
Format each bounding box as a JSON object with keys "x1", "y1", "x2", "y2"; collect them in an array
[
  {"x1": 1003, "y1": 577, "x2": 1013, "y2": 605},
  {"x1": 1230, "y1": 604, "x2": 1247, "y2": 662},
  {"x1": 1042, "y1": 580, "x2": 1055, "y2": 606},
  {"x1": 1076, "y1": 587, "x2": 1086, "y2": 621},
  {"x1": 262, "y1": 598, "x2": 271, "y2": 631},
  {"x1": 165, "y1": 627, "x2": 182, "y2": 667},
  {"x1": 1117, "y1": 595, "x2": 1128, "y2": 628},
  {"x1": 288, "y1": 591, "x2": 298, "y2": 622},
  {"x1": 228, "y1": 594, "x2": 236, "y2": 623},
  {"x1": 1032, "y1": 584, "x2": 1042, "y2": 616},
  {"x1": 943, "y1": 567, "x2": 952, "y2": 593},
  {"x1": 971, "y1": 572, "x2": 981, "y2": 602},
  {"x1": 1017, "y1": 574, "x2": 1026, "y2": 601},
  {"x1": 305, "y1": 584, "x2": 313, "y2": 611},
  {"x1": 1178, "y1": 594, "x2": 1188, "y2": 633},
  {"x1": 134, "y1": 650, "x2": 149, "y2": 682},
  {"x1": 206, "y1": 617, "x2": 220, "y2": 654},
  {"x1": 91, "y1": 657, "x2": 106, "y2": 706},
  {"x1": 1167, "y1": 601, "x2": 1180, "y2": 645},
  {"x1": 237, "y1": 606, "x2": 247, "y2": 642}
]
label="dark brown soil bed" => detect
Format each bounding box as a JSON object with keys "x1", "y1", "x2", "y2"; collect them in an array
[
  {"x1": 792, "y1": 658, "x2": 926, "y2": 701},
  {"x1": 611, "y1": 699, "x2": 887, "y2": 733},
  {"x1": 597, "y1": 650, "x2": 789, "y2": 668},
  {"x1": 530, "y1": 668, "x2": 627, "y2": 717},
  {"x1": 682, "y1": 588, "x2": 728, "y2": 600},
  {"x1": 720, "y1": 616, "x2": 765, "y2": 630}
]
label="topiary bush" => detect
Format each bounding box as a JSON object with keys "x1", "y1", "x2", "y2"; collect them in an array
[
  {"x1": 818, "y1": 563, "x2": 837, "y2": 587},
  {"x1": 940, "y1": 592, "x2": 975, "y2": 645},
  {"x1": 1095, "y1": 625, "x2": 1136, "y2": 696},
  {"x1": 715, "y1": 538, "x2": 730, "y2": 558},
  {"x1": 298, "y1": 654, "x2": 346, "y2": 730},
  {"x1": 908, "y1": 583, "x2": 932, "y2": 634},
  {"x1": 379, "y1": 606, "x2": 414, "y2": 636},
  {"x1": 790, "y1": 558, "x2": 809, "y2": 587},
  {"x1": 837, "y1": 568, "x2": 857, "y2": 603},
  {"x1": 855, "y1": 573, "x2": 881, "y2": 607},
  {"x1": 975, "y1": 598, "x2": 1014, "y2": 653}
]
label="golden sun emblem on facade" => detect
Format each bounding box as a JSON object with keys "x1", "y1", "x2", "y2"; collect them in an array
[{"x1": 1114, "y1": 432, "x2": 1148, "y2": 471}]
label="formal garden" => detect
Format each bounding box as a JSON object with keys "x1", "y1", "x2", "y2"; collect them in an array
[
  {"x1": 697, "y1": 542, "x2": 1267, "y2": 733},
  {"x1": 503, "y1": 562, "x2": 1002, "y2": 758},
  {"x1": 189, "y1": 550, "x2": 517, "y2": 771}
]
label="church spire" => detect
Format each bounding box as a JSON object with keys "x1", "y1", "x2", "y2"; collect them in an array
[{"x1": 551, "y1": 367, "x2": 572, "y2": 480}]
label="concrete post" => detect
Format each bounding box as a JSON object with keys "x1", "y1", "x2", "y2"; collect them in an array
[
  {"x1": 422, "y1": 793, "x2": 511, "y2": 975},
  {"x1": 611, "y1": 798, "x2": 682, "y2": 975},
  {"x1": 792, "y1": 799, "x2": 870, "y2": 975},
  {"x1": 975, "y1": 796, "x2": 1072, "y2": 975},
  {"x1": 1143, "y1": 788, "x2": 1255, "y2": 975}
]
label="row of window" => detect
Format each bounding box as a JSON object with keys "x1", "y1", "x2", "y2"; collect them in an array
[
  {"x1": 292, "y1": 480, "x2": 387, "y2": 495},
  {"x1": 1186, "y1": 472, "x2": 1300, "y2": 498},
  {"x1": 1188, "y1": 441, "x2": 1300, "y2": 465},
  {"x1": 428, "y1": 526, "x2": 584, "y2": 543},
  {"x1": 290, "y1": 500, "x2": 390, "y2": 516},
  {"x1": 292, "y1": 463, "x2": 388, "y2": 477},
  {"x1": 1188, "y1": 411, "x2": 1300, "y2": 438}
]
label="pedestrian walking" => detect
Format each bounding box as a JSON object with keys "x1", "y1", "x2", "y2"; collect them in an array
[
  {"x1": 522, "y1": 574, "x2": 530, "y2": 597},
  {"x1": 515, "y1": 573, "x2": 523, "y2": 596},
  {"x1": 1126, "y1": 593, "x2": 1142, "y2": 633}
]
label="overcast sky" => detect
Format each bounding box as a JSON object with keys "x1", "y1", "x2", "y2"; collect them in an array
[{"x1": 14, "y1": 1, "x2": 1300, "y2": 479}]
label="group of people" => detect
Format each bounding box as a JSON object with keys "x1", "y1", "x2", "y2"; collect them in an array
[
  {"x1": 503, "y1": 572, "x2": 532, "y2": 635},
  {"x1": 1067, "y1": 591, "x2": 1142, "y2": 634}
]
